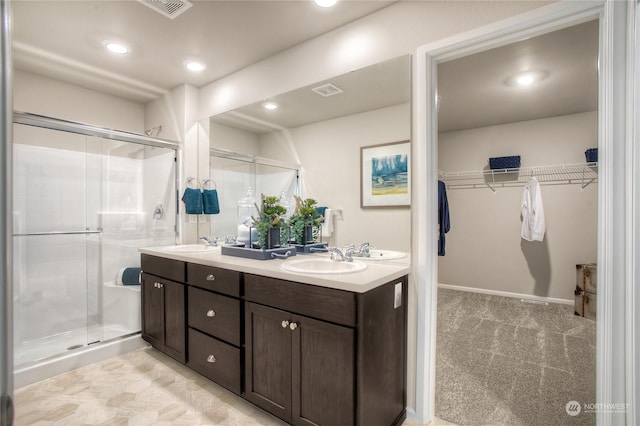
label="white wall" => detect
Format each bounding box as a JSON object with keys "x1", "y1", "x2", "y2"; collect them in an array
[
  {"x1": 210, "y1": 121, "x2": 260, "y2": 155},
  {"x1": 14, "y1": 70, "x2": 144, "y2": 133},
  {"x1": 438, "y1": 111, "x2": 598, "y2": 300},
  {"x1": 260, "y1": 103, "x2": 411, "y2": 252}
]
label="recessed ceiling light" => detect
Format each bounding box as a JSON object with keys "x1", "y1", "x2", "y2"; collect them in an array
[
  {"x1": 185, "y1": 61, "x2": 206, "y2": 72},
  {"x1": 516, "y1": 74, "x2": 535, "y2": 86},
  {"x1": 506, "y1": 70, "x2": 549, "y2": 87},
  {"x1": 104, "y1": 41, "x2": 129, "y2": 54},
  {"x1": 314, "y1": 0, "x2": 337, "y2": 8},
  {"x1": 263, "y1": 102, "x2": 279, "y2": 110}
]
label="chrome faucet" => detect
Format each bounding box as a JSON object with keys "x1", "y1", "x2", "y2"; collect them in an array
[
  {"x1": 329, "y1": 247, "x2": 353, "y2": 262},
  {"x1": 347, "y1": 242, "x2": 371, "y2": 258},
  {"x1": 200, "y1": 236, "x2": 218, "y2": 247}
]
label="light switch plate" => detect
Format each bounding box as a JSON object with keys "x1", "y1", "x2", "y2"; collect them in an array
[{"x1": 394, "y1": 282, "x2": 402, "y2": 309}]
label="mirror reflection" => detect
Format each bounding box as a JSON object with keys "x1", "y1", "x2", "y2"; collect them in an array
[{"x1": 206, "y1": 55, "x2": 412, "y2": 254}]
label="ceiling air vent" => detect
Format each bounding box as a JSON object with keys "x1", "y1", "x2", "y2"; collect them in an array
[
  {"x1": 137, "y1": 0, "x2": 193, "y2": 20},
  {"x1": 311, "y1": 83, "x2": 344, "y2": 97}
]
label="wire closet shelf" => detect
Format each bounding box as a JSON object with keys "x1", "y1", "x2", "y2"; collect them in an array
[{"x1": 439, "y1": 162, "x2": 598, "y2": 192}]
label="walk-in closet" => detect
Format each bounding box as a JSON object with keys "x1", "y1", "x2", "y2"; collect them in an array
[{"x1": 434, "y1": 20, "x2": 598, "y2": 425}]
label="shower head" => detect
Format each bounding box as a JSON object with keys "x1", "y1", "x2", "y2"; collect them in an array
[{"x1": 144, "y1": 125, "x2": 163, "y2": 137}]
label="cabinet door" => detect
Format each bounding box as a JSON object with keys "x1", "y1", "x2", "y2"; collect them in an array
[
  {"x1": 292, "y1": 315, "x2": 354, "y2": 426},
  {"x1": 163, "y1": 279, "x2": 186, "y2": 363},
  {"x1": 141, "y1": 273, "x2": 163, "y2": 347},
  {"x1": 245, "y1": 302, "x2": 292, "y2": 422}
]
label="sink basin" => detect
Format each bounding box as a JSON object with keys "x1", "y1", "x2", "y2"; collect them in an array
[
  {"x1": 355, "y1": 249, "x2": 406, "y2": 261},
  {"x1": 281, "y1": 258, "x2": 367, "y2": 274},
  {"x1": 162, "y1": 244, "x2": 219, "y2": 253}
]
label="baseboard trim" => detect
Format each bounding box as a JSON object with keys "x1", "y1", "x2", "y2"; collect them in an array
[{"x1": 438, "y1": 283, "x2": 573, "y2": 306}]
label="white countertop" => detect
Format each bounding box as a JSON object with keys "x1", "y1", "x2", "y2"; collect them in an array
[{"x1": 139, "y1": 246, "x2": 411, "y2": 293}]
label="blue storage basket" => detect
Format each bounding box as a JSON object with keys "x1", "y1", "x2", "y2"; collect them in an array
[
  {"x1": 489, "y1": 155, "x2": 521, "y2": 170},
  {"x1": 585, "y1": 148, "x2": 598, "y2": 163}
]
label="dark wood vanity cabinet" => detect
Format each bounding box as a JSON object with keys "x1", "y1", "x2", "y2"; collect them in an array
[
  {"x1": 244, "y1": 273, "x2": 407, "y2": 426},
  {"x1": 140, "y1": 253, "x2": 407, "y2": 426},
  {"x1": 140, "y1": 255, "x2": 187, "y2": 363}
]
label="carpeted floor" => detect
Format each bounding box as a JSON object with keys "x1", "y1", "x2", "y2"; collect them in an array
[{"x1": 435, "y1": 288, "x2": 596, "y2": 426}]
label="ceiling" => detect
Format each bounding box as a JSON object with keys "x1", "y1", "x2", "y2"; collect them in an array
[
  {"x1": 437, "y1": 19, "x2": 599, "y2": 133},
  {"x1": 11, "y1": 0, "x2": 396, "y2": 102},
  {"x1": 11, "y1": 2, "x2": 598, "y2": 132}
]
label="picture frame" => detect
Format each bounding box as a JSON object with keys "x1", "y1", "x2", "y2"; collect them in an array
[{"x1": 360, "y1": 140, "x2": 410, "y2": 208}]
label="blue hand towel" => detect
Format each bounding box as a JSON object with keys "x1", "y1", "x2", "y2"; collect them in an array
[
  {"x1": 315, "y1": 206, "x2": 327, "y2": 217},
  {"x1": 181, "y1": 187, "x2": 203, "y2": 214},
  {"x1": 203, "y1": 189, "x2": 220, "y2": 215},
  {"x1": 118, "y1": 267, "x2": 141, "y2": 285}
]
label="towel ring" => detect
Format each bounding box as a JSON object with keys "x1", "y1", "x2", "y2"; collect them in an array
[
  {"x1": 203, "y1": 178, "x2": 217, "y2": 190},
  {"x1": 186, "y1": 176, "x2": 200, "y2": 189}
]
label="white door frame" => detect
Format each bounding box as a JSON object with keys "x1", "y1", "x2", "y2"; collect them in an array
[{"x1": 413, "y1": 1, "x2": 635, "y2": 424}]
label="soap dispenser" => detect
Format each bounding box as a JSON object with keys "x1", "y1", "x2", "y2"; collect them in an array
[{"x1": 237, "y1": 187, "x2": 258, "y2": 245}]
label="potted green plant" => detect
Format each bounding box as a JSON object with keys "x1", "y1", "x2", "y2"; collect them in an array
[
  {"x1": 289, "y1": 196, "x2": 324, "y2": 245},
  {"x1": 252, "y1": 194, "x2": 287, "y2": 249}
]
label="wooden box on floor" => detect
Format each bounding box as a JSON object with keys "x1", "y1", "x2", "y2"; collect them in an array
[{"x1": 575, "y1": 263, "x2": 597, "y2": 320}]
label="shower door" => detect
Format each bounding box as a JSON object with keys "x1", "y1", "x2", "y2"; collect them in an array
[{"x1": 12, "y1": 121, "x2": 177, "y2": 367}]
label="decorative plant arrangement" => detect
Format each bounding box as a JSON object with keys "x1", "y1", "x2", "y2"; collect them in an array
[
  {"x1": 252, "y1": 194, "x2": 287, "y2": 249},
  {"x1": 289, "y1": 196, "x2": 324, "y2": 245}
]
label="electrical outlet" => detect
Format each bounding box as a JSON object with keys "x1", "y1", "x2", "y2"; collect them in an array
[{"x1": 394, "y1": 282, "x2": 402, "y2": 309}]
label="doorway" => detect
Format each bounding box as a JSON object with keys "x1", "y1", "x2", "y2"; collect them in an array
[
  {"x1": 433, "y1": 20, "x2": 599, "y2": 425},
  {"x1": 413, "y1": 1, "x2": 634, "y2": 425}
]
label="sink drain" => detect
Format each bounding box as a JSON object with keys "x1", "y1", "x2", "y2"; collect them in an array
[{"x1": 67, "y1": 344, "x2": 83, "y2": 351}]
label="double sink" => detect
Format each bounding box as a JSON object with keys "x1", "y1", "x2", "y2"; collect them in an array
[{"x1": 160, "y1": 244, "x2": 406, "y2": 275}]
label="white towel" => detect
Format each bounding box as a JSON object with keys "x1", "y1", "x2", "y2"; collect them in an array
[
  {"x1": 521, "y1": 177, "x2": 545, "y2": 241},
  {"x1": 321, "y1": 208, "x2": 333, "y2": 237}
]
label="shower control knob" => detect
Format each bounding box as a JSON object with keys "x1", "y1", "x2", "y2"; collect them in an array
[
  {"x1": 206, "y1": 354, "x2": 216, "y2": 363},
  {"x1": 289, "y1": 322, "x2": 298, "y2": 331},
  {"x1": 206, "y1": 274, "x2": 215, "y2": 281},
  {"x1": 281, "y1": 320, "x2": 290, "y2": 328},
  {"x1": 206, "y1": 310, "x2": 216, "y2": 317}
]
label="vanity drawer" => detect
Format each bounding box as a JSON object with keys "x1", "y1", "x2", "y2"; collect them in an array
[
  {"x1": 187, "y1": 328, "x2": 241, "y2": 394},
  {"x1": 187, "y1": 263, "x2": 240, "y2": 297},
  {"x1": 141, "y1": 254, "x2": 185, "y2": 283},
  {"x1": 245, "y1": 274, "x2": 356, "y2": 327},
  {"x1": 188, "y1": 286, "x2": 240, "y2": 346}
]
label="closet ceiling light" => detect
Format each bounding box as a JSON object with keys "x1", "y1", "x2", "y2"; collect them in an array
[
  {"x1": 263, "y1": 102, "x2": 279, "y2": 110},
  {"x1": 516, "y1": 74, "x2": 535, "y2": 86},
  {"x1": 506, "y1": 70, "x2": 548, "y2": 87},
  {"x1": 314, "y1": 0, "x2": 337, "y2": 8},
  {"x1": 104, "y1": 41, "x2": 129, "y2": 55},
  {"x1": 185, "y1": 61, "x2": 206, "y2": 72}
]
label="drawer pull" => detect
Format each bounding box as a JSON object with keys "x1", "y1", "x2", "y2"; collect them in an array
[
  {"x1": 154, "y1": 282, "x2": 163, "y2": 289},
  {"x1": 206, "y1": 274, "x2": 215, "y2": 281},
  {"x1": 206, "y1": 309, "x2": 216, "y2": 318},
  {"x1": 281, "y1": 320, "x2": 290, "y2": 328},
  {"x1": 206, "y1": 354, "x2": 216, "y2": 363},
  {"x1": 289, "y1": 322, "x2": 298, "y2": 331}
]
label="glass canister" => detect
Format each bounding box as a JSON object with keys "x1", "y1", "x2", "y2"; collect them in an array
[{"x1": 237, "y1": 187, "x2": 258, "y2": 245}]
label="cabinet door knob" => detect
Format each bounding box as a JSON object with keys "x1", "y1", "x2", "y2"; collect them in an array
[
  {"x1": 289, "y1": 322, "x2": 298, "y2": 331},
  {"x1": 206, "y1": 274, "x2": 215, "y2": 281},
  {"x1": 206, "y1": 309, "x2": 216, "y2": 317},
  {"x1": 281, "y1": 320, "x2": 290, "y2": 328},
  {"x1": 154, "y1": 282, "x2": 163, "y2": 288},
  {"x1": 206, "y1": 354, "x2": 216, "y2": 363}
]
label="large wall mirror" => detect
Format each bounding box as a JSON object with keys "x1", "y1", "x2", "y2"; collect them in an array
[{"x1": 205, "y1": 55, "x2": 412, "y2": 253}]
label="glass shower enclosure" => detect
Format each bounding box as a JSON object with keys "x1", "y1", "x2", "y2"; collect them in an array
[{"x1": 11, "y1": 112, "x2": 178, "y2": 369}]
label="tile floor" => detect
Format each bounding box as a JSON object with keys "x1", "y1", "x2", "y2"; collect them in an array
[{"x1": 14, "y1": 346, "x2": 451, "y2": 425}]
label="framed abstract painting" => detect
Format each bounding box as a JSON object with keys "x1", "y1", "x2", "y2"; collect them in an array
[{"x1": 360, "y1": 140, "x2": 410, "y2": 208}]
